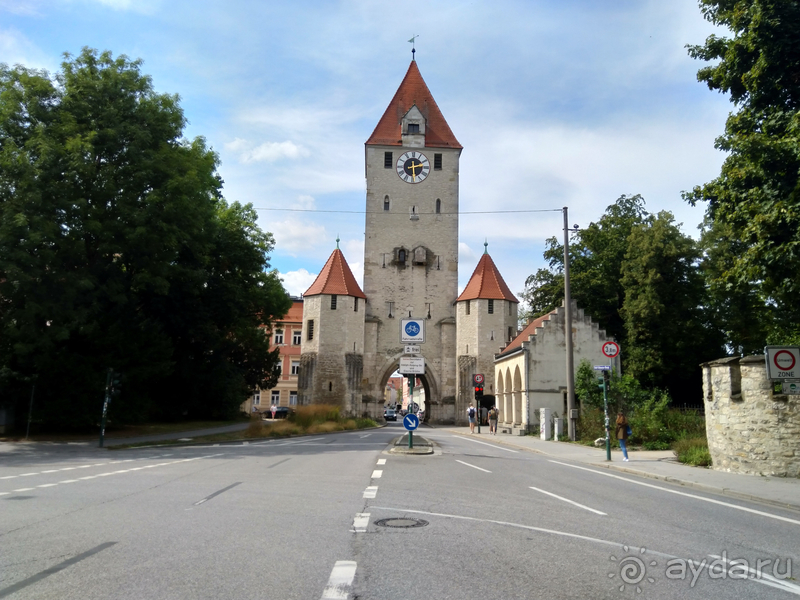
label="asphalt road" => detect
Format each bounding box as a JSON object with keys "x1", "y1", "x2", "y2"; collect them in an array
[{"x1": 1, "y1": 423, "x2": 798, "y2": 599}]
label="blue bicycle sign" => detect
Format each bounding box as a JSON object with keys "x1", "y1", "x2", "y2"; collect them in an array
[{"x1": 400, "y1": 319, "x2": 425, "y2": 343}]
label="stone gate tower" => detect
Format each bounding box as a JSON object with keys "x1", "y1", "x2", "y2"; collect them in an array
[{"x1": 360, "y1": 59, "x2": 462, "y2": 421}]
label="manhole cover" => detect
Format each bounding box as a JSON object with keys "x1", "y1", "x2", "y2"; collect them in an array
[{"x1": 374, "y1": 518, "x2": 429, "y2": 529}]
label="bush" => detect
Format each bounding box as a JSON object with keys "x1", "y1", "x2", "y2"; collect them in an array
[
  {"x1": 673, "y1": 437, "x2": 712, "y2": 467},
  {"x1": 289, "y1": 404, "x2": 341, "y2": 428}
]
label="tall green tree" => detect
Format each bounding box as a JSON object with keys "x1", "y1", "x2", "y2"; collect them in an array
[
  {"x1": 0, "y1": 48, "x2": 290, "y2": 428},
  {"x1": 621, "y1": 211, "x2": 724, "y2": 397},
  {"x1": 685, "y1": 1, "x2": 800, "y2": 341},
  {"x1": 519, "y1": 194, "x2": 648, "y2": 344}
]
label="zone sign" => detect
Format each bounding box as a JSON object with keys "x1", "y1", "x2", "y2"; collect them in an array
[{"x1": 765, "y1": 346, "x2": 800, "y2": 380}]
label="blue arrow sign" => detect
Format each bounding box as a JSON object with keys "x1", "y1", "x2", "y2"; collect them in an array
[{"x1": 403, "y1": 414, "x2": 419, "y2": 431}]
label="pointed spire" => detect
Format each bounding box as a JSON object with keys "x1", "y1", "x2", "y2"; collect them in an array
[
  {"x1": 457, "y1": 252, "x2": 518, "y2": 302},
  {"x1": 304, "y1": 248, "x2": 366, "y2": 299},
  {"x1": 366, "y1": 61, "x2": 461, "y2": 149}
]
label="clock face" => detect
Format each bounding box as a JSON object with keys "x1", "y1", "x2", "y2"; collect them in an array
[{"x1": 396, "y1": 151, "x2": 430, "y2": 184}]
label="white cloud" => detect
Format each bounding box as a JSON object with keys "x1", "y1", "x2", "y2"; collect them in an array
[
  {"x1": 271, "y1": 218, "x2": 327, "y2": 255},
  {"x1": 0, "y1": 28, "x2": 54, "y2": 69},
  {"x1": 279, "y1": 269, "x2": 317, "y2": 297},
  {"x1": 224, "y1": 137, "x2": 309, "y2": 164}
]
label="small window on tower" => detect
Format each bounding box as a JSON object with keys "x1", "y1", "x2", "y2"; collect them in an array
[
  {"x1": 384, "y1": 196, "x2": 390, "y2": 211},
  {"x1": 436, "y1": 199, "x2": 441, "y2": 214},
  {"x1": 466, "y1": 300, "x2": 471, "y2": 315},
  {"x1": 398, "y1": 249, "x2": 406, "y2": 263},
  {"x1": 354, "y1": 298, "x2": 358, "y2": 312},
  {"x1": 331, "y1": 295, "x2": 337, "y2": 310},
  {"x1": 407, "y1": 123, "x2": 419, "y2": 134},
  {"x1": 384, "y1": 152, "x2": 392, "y2": 168},
  {"x1": 307, "y1": 320, "x2": 314, "y2": 340},
  {"x1": 488, "y1": 299, "x2": 494, "y2": 314},
  {"x1": 434, "y1": 154, "x2": 442, "y2": 170},
  {"x1": 508, "y1": 326, "x2": 514, "y2": 341}
]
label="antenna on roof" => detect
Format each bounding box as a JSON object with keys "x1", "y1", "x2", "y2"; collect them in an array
[{"x1": 408, "y1": 35, "x2": 419, "y2": 60}]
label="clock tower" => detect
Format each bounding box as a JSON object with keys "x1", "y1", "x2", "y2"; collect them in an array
[{"x1": 361, "y1": 59, "x2": 462, "y2": 420}]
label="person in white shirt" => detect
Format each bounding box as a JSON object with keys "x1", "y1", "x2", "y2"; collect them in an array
[{"x1": 467, "y1": 404, "x2": 477, "y2": 433}]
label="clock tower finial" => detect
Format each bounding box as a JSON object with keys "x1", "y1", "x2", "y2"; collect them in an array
[{"x1": 408, "y1": 35, "x2": 418, "y2": 60}]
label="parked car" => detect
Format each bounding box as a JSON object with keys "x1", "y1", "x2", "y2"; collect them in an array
[{"x1": 384, "y1": 409, "x2": 397, "y2": 421}]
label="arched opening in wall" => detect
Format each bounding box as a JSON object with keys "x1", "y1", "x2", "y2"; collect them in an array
[{"x1": 377, "y1": 361, "x2": 437, "y2": 423}]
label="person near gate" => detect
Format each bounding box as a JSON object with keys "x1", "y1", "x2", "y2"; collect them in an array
[
  {"x1": 270, "y1": 404, "x2": 277, "y2": 420},
  {"x1": 488, "y1": 406, "x2": 499, "y2": 435},
  {"x1": 615, "y1": 411, "x2": 630, "y2": 461},
  {"x1": 467, "y1": 404, "x2": 477, "y2": 433}
]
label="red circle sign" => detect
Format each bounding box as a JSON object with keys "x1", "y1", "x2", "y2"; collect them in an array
[
  {"x1": 602, "y1": 342, "x2": 620, "y2": 358},
  {"x1": 774, "y1": 350, "x2": 796, "y2": 371},
  {"x1": 474, "y1": 374, "x2": 484, "y2": 384}
]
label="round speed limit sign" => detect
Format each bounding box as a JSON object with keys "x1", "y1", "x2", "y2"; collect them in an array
[{"x1": 602, "y1": 342, "x2": 620, "y2": 358}]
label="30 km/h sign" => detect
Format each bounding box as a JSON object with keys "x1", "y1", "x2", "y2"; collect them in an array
[
  {"x1": 601, "y1": 341, "x2": 620, "y2": 358},
  {"x1": 765, "y1": 346, "x2": 800, "y2": 380}
]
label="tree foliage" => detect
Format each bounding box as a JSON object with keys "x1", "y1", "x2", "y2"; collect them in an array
[
  {"x1": 685, "y1": 1, "x2": 800, "y2": 334},
  {"x1": 0, "y1": 48, "x2": 291, "y2": 428}
]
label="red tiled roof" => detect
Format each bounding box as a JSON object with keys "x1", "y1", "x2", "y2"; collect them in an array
[
  {"x1": 366, "y1": 60, "x2": 461, "y2": 149},
  {"x1": 500, "y1": 309, "x2": 557, "y2": 355},
  {"x1": 456, "y1": 253, "x2": 518, "y2": 302},
  {"x1": 304, "y1": 249, "x2": 366, "y2": 299}
]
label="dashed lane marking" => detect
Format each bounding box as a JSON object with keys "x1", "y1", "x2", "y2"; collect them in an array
[
  {"x1": 371, "y1": 470, "x2": 383, "y2": 479},
  {"x1": 456, "y1": 460, "x2": 491, "y2": 473},
  {"x1": 363, "y1": 486, "x2": 378, "y2": 499},
  {"x1": 377, "y1": 459, "x2": 386, "y2": 465},
  {"x1": 320, "y1": 560, "x2": 357, "y2": 600},
  {"x1": 529, "y1": 486, "x2": 606, "y2": 515},
  {"x1": 350, "y1": 513, "x2": 370, "y2": 533}
]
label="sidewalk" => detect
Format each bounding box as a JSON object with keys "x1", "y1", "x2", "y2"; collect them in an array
[{"x1": 445, "y1": 427, "x2": 800, "y2": 512}]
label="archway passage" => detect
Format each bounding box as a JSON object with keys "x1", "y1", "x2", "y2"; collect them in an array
[{"x1": 377, "y1": 363, "x2": 435, "y2": 423}]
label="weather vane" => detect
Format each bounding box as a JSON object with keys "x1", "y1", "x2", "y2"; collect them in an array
[{"x1": 408, "y1": 35, "x2": 419, "y2": 59}]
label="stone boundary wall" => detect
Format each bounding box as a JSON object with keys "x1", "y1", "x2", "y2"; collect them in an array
[{"x1": 702, "y1": 355, "x2": 800, "y2": 478}]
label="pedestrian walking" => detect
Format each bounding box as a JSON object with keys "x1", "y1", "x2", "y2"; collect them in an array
[
  {"x1": 270, "y1": 404, "x2": 277, "y2": 420},
  {"x1": 615, "y1": 411, "x2": 630, "y2": 461},
  {"x1": 488, "y1": 406, "x2": 498, "y2": 434},
  {"x1": 467, "y1": 403, "x2": 477, "y2": 433}
]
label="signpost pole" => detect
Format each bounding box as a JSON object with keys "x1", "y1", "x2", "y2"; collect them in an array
[
  {"x1": 408, "y1": 375, "x2": 415, "y2": 449},
  {"x1": 603, "y1": 372, "x2": 611, "y2": 461}
]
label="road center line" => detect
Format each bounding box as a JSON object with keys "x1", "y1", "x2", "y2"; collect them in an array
[
  {"x1": 452, "y1": 435, "x2": 518, "y2": 453},
  {"x1": 548, "y1": 460, "x2": 800, "y2": 526},
  {"x1": 456, "y1": 459, "x2": 491, "y2": 473},
  {"x1": 377, "y1": 459, "x2": 386, "y2": 465},
  {"x1": 350, "y1": 513, "x2": 370, "y2": 533},
  {"x1": 371, "y1": 470, "x2": 383, "y2": 479},
  {"x1": 529, "y1": 486, "x2": 606, "y2": 515},
  {"x1": 320, "y1": 560, "x2": 357, "y2": 600},
  {"x1": 363, "y1": 486, "x2": 378, "y2": 498}
]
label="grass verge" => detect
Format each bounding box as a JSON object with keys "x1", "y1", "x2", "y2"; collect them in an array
[{"x1": 673, "y1": 437, "x2": 712, "y2": 467}]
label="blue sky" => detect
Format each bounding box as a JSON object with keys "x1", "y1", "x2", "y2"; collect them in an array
[{"x1": 1, "y1": 0, "x2": 730, "y2": 302}]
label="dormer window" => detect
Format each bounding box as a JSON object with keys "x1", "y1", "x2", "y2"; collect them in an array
[{"x1": 407, "y1": 123, "x2": 420, "y2": 134}]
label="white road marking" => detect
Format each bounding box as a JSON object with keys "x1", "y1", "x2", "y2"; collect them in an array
[
  {"x1": 79, "y1": 476, "x2": 97, "y2": 480},
  {"x1": 709, "y1": 554, "x2": 800, "y2": 595},
  {"x1": 363, "y1": 486, "x2": 378, "y2": 499},
  {"x1": 369, "y1": 505, "x2": 799, "y2": 596},
  {"x1": 377, "y1": 459, "x2": 386, "y2": 465},
  {"x1": 529, "y1": 486, "x2": 606, "y2": 515},
  {"x1": 12, "y1": 488, "x2": 34, "y2": 492},
  {"x1": 549, "y1": 460, "x2": 800, "y2": 526},
  {"x1": 456, "y1": 460, "x2": 491, "y2": 473},
  {"x1": 41, "y1": 470, "x2": 59, "y2": 473},
  {"x1": 36, "y1": 484, "x2": 58, "y2": 488},
  {"x1": 453, "y1": 435, "x2": 518, "y2": 453},
  {"x1": 59, "y1": 480, "x2": 79, "y2": 484},
  {"x1": 0, "y1": 492, "x2": 8, "y2": 496},
  {"x1": 360, "y1": 433, "x2": 372, "y2": 438},
  {"x1": 320, "y1": 560, "x2": 357, "y2": 600},
  {"x1": 19, "y1": 473, "x2": 37, "y2": 477},
  {"x1": 350, "y1": 512, "x2": 370, "y2": 532},
  {"x1": 371, "y1": 470, "x2": 383, "y2": 479}
]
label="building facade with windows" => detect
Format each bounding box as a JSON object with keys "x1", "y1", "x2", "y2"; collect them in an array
[{"x1": 240, "y1": 296, "x2": 304, "y2": 415}]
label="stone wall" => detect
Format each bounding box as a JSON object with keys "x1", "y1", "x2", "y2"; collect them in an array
[{"x1": 702, "y1": 355, "x2": 800, "y2": 478}]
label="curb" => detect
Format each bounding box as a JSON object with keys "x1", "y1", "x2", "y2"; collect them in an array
[{"x1": 447, "y1": 430, "x2": 800, "y2": 514}]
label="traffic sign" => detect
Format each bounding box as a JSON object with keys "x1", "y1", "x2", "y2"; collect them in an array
[
  {"x1": 403, "y1": 413, "x2": 420, "y2": 431},
  {"x1": 765, "y1": 346, "x2": 800, "y2": 380},
  {"x1": 593, "y1": 365, "x2": 611, "y2": 370},
  {"x1": 602, "y1": 341, "x2": 620, "y2": 358},
  {"x1": 404, "y1": 345, "x2": 420, "y2": 354},
  {"x1": 399, "y1": 356, "x2": 425, "y2": 375},
  {"x1": 473, "y1": 373, "x2": 484, "y2": 385},
  {"x1": 401, "y1": 319, "x2": 425, "y2": 343}
]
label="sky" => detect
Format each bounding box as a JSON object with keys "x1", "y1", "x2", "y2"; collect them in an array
[{"x1": 1, "y1": 0, "x2": 731, "y2": 303}]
